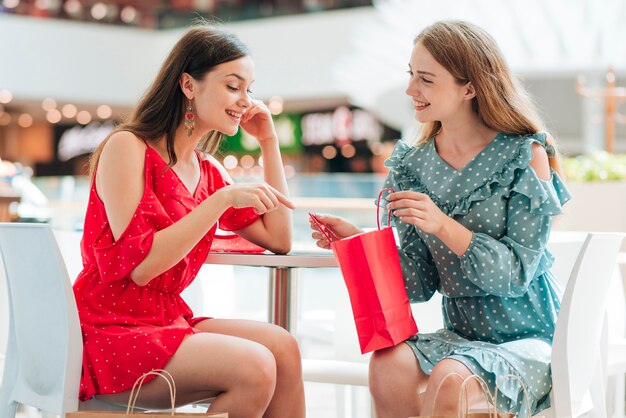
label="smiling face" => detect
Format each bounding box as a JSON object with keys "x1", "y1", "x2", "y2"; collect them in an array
[
  {"x1": 189, "y1": 55, "x2": 255, "y2": 137},
  {"x1": 405, "y1": 42, "x2": 474, "y2": 124}
]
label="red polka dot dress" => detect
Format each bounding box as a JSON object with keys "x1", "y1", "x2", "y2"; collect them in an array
[{"x1": 73, "y1": 145, "x2": 259, "y2": 401}]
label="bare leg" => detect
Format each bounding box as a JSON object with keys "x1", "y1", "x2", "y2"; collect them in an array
[
  {"x1": 420, "y1": 359, "x2": 485, "y2": 416},
  {"x1": 194, "y1": 319, "x2": 305, "y2": 418},
  {"x1": 369, "y1": 343, "x2": 428, "y2": 418},
  {"x1": 97, "y1": 326, "x2": 278, "y2": 418}
]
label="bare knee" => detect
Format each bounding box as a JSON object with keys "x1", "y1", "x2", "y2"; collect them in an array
[
  {"x1": 424, "y1": 360, "x2": 476, "y2": 415},
  {"x1": 369, "y1": 347, "x2": 396, "y2": 399},
  {"x1": 235, "y1": 345, "x2": 277, "y2": 409},
  {"x1": 369, "y1": 344, "x2": 423, "y2": 401},
  {"x1": 269, "y1": 326, "x2": 302, "y2": 376}
]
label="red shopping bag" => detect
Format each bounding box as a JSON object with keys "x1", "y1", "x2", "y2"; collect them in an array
[{"x1": 313, "y1": 188, "x2": 418, "y2": 353}]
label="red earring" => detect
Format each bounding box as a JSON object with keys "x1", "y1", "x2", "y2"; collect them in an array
[{"x1": 185, "y1": 100, "x2": 195, "y2": 137}]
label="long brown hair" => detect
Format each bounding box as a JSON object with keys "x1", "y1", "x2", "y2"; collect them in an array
[
  {"x1": 414, "y1": 20, "x2": 562, "y2": 175},
  {"x1": 89, "y1": 23, "x2": 250, "y2": 177}
]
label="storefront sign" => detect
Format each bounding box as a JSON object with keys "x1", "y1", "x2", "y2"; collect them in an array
[{"x1": 301, "y1": 106, "x2": 382, "y2": 146}]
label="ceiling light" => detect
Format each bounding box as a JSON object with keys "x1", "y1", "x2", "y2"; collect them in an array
[
  {"x1": 62, "y1": 104, "x2": 78, "y2": 118},
  {"x1": 47, "y1": 109, "x2": 62, "y2": 124},
  {"x1": 322, "y1": 145, "x2": 337, "y2": 159},
  {"x1": 0, "y1": 113, "x2": 11, "y2": 126},
  {"x1": 18, "y1": 113, "x2": 33, "y2": 128},
  {"x1": 91, "y1": 2, "x2": 106, "y2": 20},
  {"x1": 2, "y1": 0, "x2": 20, "y2": 9},
  {"x1": 120, "y1": 5, "x2": 137, "y2": 23},
  {"x1": 64, "y1": 0, "x2": 82, "y2": 15},
  {"x1": 96, "y1": 104, "x2": 112, "y2": 119},
  {"x1": 223, "y1": 155, "x2": 238, "y2": 170},
  {"x1": 0, "y1": 90, "x2": 13, "y2": 104},
  {"x1": 76, "y1": 110, "x2": 92, "y2": 124},
  {"x1": 268, "y1": 96, "x2": 284, "y2": 115},
  {"x1": 42, "y1": 98, "x2": 57, "y2": 111}
]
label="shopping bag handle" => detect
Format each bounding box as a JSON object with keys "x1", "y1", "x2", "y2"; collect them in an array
[
  {"x1": 127, "y1": 369, "x2": 176, "y2": 415},
  {"x1": 309, "y1": 212, "x2": 341, "y2": 243},
  {"x1": 494, "y1": 374, "x2": 532, "y2": 417},
  {"x1": 377, "y1": 188, "x2": 395, "y2": 230},
  {"x1": 459, "y1": 374, "x2": 497, "y2": 417}
]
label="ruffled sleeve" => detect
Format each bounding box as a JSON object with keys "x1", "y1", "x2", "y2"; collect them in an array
[
  {"x1": 383, "y1": 159, "x2": 440, "y2": 302},
  {"x1": 92, "y1": 188, "x2": 166, "y2": 285},
  {"x1": 509, "y1": 133, "x2": 571, "y2": 216},
  {"x1": 458, "y1": 134, "x2": 571, "y2": 297}
]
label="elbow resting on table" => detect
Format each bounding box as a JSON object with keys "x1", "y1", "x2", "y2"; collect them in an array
[{"x1": 267, "y1": 240, "x2": 292, "y2": 255}]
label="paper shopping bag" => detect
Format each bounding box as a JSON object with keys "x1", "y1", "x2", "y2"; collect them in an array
[
  {"x1": 67, "y1": 369, "x2": 228, "y2": 418},
  {"x1": 315, "y1": 188, "x2": 417, "y2": 353},
  {"x1": 409, "y1": 373, "x2": 540, "y2": 418}
]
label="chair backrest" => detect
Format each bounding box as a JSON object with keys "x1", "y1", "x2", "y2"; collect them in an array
[
  {"x1": 0, "y1": 223, "x2": 82, "y2": 416},
  {"x1": 551, "y1": 232, "x2": 623, "y2": 417}
]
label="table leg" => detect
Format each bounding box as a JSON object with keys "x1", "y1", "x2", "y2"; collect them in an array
[{"x1": 268, "y1": 267, "x2": 299, "y2": 335}]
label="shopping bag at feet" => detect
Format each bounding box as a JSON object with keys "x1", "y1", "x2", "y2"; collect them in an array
[
  {"x1": 313, "y1": 188, "x2": 417, "y2": 354},
  {"x1": 410, "y1": 373, "x2": 540, "y2": 418},
  {"x1": 67, "y1": 369, "x2": 228, "y2": 418}
]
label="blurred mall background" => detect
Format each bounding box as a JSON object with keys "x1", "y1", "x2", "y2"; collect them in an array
[
  {"x1": 1, "y1": 1, "x2": 626, "y2": 417},
  {"x1": 1, "y1": 0, "x2": 625, "y2": 226}
]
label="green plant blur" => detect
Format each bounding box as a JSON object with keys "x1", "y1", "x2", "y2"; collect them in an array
[{"x1": 562, "y1": 151, "x2": 626, "y2": 181}]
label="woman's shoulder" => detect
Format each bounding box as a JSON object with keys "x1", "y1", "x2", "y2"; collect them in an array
[
  {"x1": 384, "y1": 138, "x2": 431, "y2": 170},
  {"x1": 100, "y1": 131, "x2": 147, "y2": 162},
  {"x1": 498, "y1": 131, "x2": 548, "y2": 150}
]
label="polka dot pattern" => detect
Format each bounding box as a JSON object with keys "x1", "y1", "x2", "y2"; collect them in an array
[
  {"x1": 73, "y1": 146, "x2": 259, "y2": 401},
  {"x1": 382, "y1": 133, "x2": 572, "y2": 417}
]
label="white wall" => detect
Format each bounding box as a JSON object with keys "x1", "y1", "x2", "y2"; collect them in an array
[
  {"x1": 0, "y1": 14, "x2": 161, "y2": 105},
  {"x1": 0, "y1": 8, "x2": 375, "y2": 107},
  {"x1": 1, "y1": 9, "x2": 625, "y2": 152}
]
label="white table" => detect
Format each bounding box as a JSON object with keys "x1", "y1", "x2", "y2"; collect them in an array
[{"x1": 205, "y1": 245, "x2": 337, "y2": 335}]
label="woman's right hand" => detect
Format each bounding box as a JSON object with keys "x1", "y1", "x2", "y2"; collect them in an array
[
  {"x1": 309, "y1": 214, "x2": 363, "y2": 249},
  {"x1": 218, "y1": 183, "x2": 295, "y2": 215}
]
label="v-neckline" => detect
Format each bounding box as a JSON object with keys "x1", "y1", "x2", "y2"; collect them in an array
[
  {"x1": 147, "y1": 146, "x2": 203, "y2": 199},
  {"x1": 431, "y1": 133, "x2": 500, "y2": 173}
]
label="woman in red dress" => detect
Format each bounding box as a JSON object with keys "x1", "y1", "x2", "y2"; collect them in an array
[{"x1": 72, "y1": 24, "x2": 303, "y2": 418}]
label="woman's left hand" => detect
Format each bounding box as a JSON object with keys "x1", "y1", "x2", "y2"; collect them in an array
[
  {"x1": 239, "y1": 99, "x2": 277, "y2": 143},
  {"x1": 387, "y1": 191, "x2": 448, "y2": 235}
]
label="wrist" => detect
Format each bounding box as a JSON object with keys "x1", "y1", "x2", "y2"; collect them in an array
[
  {"x1": 258, "y1": 133, "x2": 279, "y2": 146},
  {"x1": 437, "y1": 216, "x2": 454, "y2": 240},
  {"x1": 212, "y1": 188, "x2": 234, "y2": 211}
]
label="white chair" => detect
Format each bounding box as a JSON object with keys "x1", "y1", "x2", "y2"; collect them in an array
[
  {"x1": 302, "y1": 232, "x2": 624, "y2": 418},
  {"x1": 548, "y1": 232, "x2": 624, "y2": 418},
  {"x1": 0, "y1": 223, "x2": 211, "y2": 417},
  {"x1": 605, "y1": 258, "x2": 626, "y2": 418},
  {"x1": 0, "y1": 223, "x2": 85, "y2": 418}
]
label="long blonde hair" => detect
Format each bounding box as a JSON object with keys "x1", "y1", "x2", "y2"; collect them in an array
[
  {"x1": 89, "y1": 23, "x2": 249, "y2": 178},
  {"x1": 414, "y1": 20, "x2": 562, "y2": 175}
]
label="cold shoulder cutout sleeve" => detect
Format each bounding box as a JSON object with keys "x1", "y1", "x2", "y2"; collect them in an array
[
  {"x1": 457, "y1": 134, "x2": 571, "y2": 297},
  {"x1": 90, "y1": 158, "x2": 170, "y2": 284}
]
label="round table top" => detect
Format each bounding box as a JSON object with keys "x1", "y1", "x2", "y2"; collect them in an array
[{"x1": 205, "y1": 242, "x2": 338, "y2": 269}]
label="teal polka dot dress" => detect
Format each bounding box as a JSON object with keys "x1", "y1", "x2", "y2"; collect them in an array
[{"x1": 382, "y1": 132, "x2": 571, "y2": 417}]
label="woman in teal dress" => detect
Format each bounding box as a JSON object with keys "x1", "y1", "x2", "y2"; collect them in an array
[{"x1": 310, "y1": 20, "x2": 570, "y2": 417}]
